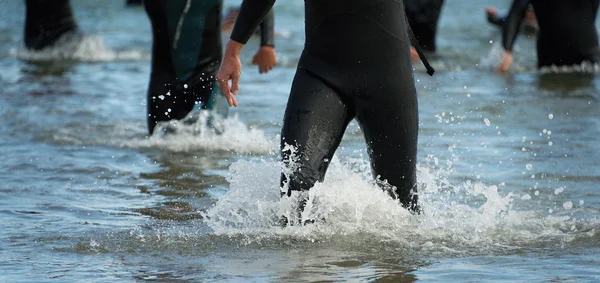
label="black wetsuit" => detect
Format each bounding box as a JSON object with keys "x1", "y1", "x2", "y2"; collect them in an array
[
  {"x1": 144, "y1": 0, "x2": 274, "y2": 134},
  {"x1": 126, "y1": 0, "x2": 142, "y2": 5},
  {"x1": 404, "y1": 0, "x2": 444, "y2": 52},
  {"x1": 487, "y1": 4, "x2": 538, "y2": 35},
  {"x1": 232, "y1": 0, "x2": 419, "y2": 211},
  {"x1": 24, "y1": 0, "x2": 79, "y2": 50},
  {"x1": 502, "y1": 0, "x2": 600, "y2": 68}
]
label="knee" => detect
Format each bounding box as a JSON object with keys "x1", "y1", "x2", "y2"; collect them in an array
[{"x1": 280, "y1": 165, "x2": 320, "y2": 197}]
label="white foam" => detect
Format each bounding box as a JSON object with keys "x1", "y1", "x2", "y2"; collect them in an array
[
  {"x1": 479, "y1": 42, "x2": 506, "y2": 70},
  {"x1": 479, "y1": 42, "x2": 600, "y2": 74},
  {"x1": 540, "y1": 61, "x2": 600, "y2": 74},
  {"x1": 479, "y1": 42, "x2": 531, "y2": 72},
  {"x1": 203, "y1": 154, "x2": 599, "y2": 254},
  {"x1": 122, "y1": 112, "x2": 275, "y2": 154},
  {"x1": 11, "y1": 34, "x2": 147, "y2": 62}
]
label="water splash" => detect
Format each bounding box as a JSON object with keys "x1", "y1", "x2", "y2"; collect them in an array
[
  {"x1": 123, "y1": 111, "x2": 275, "y2": 154},
  {"x1": 480, "y1": 41, "x2": 600, "y2": 74},
  {"x1": 539, "y1": 61, "x2": 600, "y2": 74},
  {"x1": 479, "y1": 42, "x2": 506, "y2": 70},
  {"x1": 203, "y1": 154, "x2": 599, "y2": 255},
  {"x1": 11, "y1": 34, "x2": 147, "y2": 62}
]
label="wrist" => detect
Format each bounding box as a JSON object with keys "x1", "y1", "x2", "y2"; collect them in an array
[
  {"x1": 225, "y1": 40, "x2": 244, "y2": 57},
  {"x1": 259, "y1": 45, "x2": 275, "y2": 50}
]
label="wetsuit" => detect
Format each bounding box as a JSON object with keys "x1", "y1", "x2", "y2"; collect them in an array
[
  {"x1": 144, "y1": 0, "x2": 274, "y2": 134},
  {"x1": 487, "y1": 4, "x2": 537, "y2": 35},
  {"x1": 231, "y1": 0, "x2": 420, "y2": 211},
  {"x1": 404, "y1": 0, "x2": 444, "y2": 52},
  {"x1": 24, "y1": 0, "x2": 79, "y2": 50},
  {"x1": 126, "y1": 0, "x2": 142, "y2": 5},
  {"x1": 502, "y1": 0, "x2": 600, "y2": 68}
]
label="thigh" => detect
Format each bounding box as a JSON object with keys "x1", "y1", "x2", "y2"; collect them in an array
[
  {"x1": 280, "y1": 69, "x2": 353, "y2": 194},
  {"x1": 355, "y1": 75, "x2": 419, "y2": 207}
]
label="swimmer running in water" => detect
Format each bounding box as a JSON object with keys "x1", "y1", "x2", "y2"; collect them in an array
[
  {"x1": 486, "y1": 4, "x2": 538, "y2": 36},
  {"x1": 218, "y1": 0, "x2": 428, "y2": 224},
  {"x1": 495, "y1": 0, "x2": 600, "y2": 72},
  {"x1": 24, "y1": 0, "x2": 80, "y2": 50},
  {"x1": 404, "y1": 0, "x2": 445, "y2": 61},
  {"x1": 143, "y1": 0, "x2": 276, "y2": 134}
]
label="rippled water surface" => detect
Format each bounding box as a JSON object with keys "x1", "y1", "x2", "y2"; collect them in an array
[{"x1": 1, "y1": 0, "x2": 600, "y2": 282}]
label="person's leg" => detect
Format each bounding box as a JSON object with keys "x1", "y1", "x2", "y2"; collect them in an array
[
  {"x1": 280, "y1": 69, "x2": 354, "y2": 197},
  {"x1": 355, "y1": 75, "x2": 419, "y2": 212},
  {"x1": 147, "y1": 79, "x2": 197, "y2": 134},
  {"x1": 24, "y1": 0, "x2": 79, "y2": 50},
  {"x1": 145, "y1": 0, "x2": 196, "y2": 134},
  {"x1": 404, "y1": 0, "x2": 445, "y2": 52},
  {"x1": 145, "y1": 0, "x2": 226, "y2": 134}
]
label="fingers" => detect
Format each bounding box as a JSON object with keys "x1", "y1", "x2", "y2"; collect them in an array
[
  {"x1": 261, "y1": 63, "x2": 274, "y2": 74},
  {"x1": 217, "y1": 78, "x2": 233, "y2": 107},
  {"x1": 216, "y1": 75, "x2": 229, "y2": 96},
  {"x1": 216, "y1": 71, "x2": 237, "y2": 107},
  {"x1": 485, "y1": 6, "x2": 497, "y2": 15},
  {"x1": 231, "y1": 94, "x2": 238, "y2": 107},
  {"x1": 231, "y1": 73, "x2": 240, "y2": 95}
]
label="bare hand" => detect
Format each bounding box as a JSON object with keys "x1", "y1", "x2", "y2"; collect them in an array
[
  {"x1": 216, "y1": 40, "x2": 244, "y2": 107},
  {"x1": 410, "y1": 46, "x2": 419, "y2": 62},
  {"x1": 496, "y1": 51, "x2": 513, "y2": 73},
  {"x1": 252, "y1": 46, "x2": 277, "y2": 74},
  {"x1": 485, "y1": 6, "x2": 498, "y2": 18}
]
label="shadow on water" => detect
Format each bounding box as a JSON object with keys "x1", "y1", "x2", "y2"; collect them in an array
[
  {"x1": 537, "y1": 72, "x2": 598, "y2": 99},
  {"x1": 67, "y1": 226, "x2": 431, "y2": 282},
  {"x1": 20, "y1": 60, "x2": 77, "y2": 77},
  {"x1": 135, "y1": 150, "x2": 230, "y2": 221}
]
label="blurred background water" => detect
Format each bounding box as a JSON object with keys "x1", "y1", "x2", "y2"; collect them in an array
[{"x1": 1, "y1": 0, "x2": 600, "y2": 282}]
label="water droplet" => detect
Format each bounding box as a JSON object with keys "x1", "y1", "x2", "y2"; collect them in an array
[
  {"x1": 563, "y1": 201, "x2": 573, "y2": 210},
  {"x1": 548, "y1": 113, "x2": 554, "y2": 119},
  {"x1": 526, "y1": 164, "x2": 532, "y2": 170},
  {"x1": 484, "y1": 118, "x2": 491, "y2": 126}
]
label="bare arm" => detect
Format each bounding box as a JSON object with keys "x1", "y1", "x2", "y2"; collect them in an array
[{"x1": 217, "y1": 0, "x2": 277, "y2": 107}]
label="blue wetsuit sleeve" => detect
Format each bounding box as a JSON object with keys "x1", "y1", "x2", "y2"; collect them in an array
[
  {"x1": 230, "y1": 0, "x2": 276, "y2": 44},
  {"x1": 502, "y1": 0, "x2": 530, "y2": 51},
  {"x1": 259, "y1": 9, "x2": 275, "y2": 47}
]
